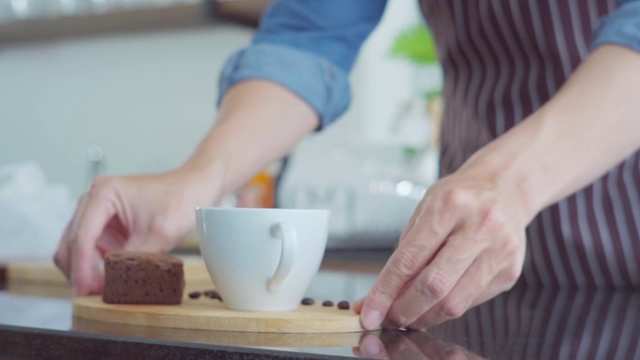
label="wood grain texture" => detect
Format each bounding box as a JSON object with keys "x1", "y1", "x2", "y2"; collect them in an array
[
  {"x1": 73, "y1": 296, "x2": 369, "y2": 334},
  {"x1": 73, "y1": 316, "x2": 368, "y2": 348},
  {"x1": 7, "y1": 255, "x2": 212, "y2": 284},
  {"x1": 7, "y1": 255, "x2": 214, "y2": 298}
]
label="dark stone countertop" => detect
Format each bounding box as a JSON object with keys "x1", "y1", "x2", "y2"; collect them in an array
[{"x1": 1, "y1": 250, "x2": 639, "y2": 359}]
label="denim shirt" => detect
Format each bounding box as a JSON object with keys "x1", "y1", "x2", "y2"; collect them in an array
[{"x1": 218, "y1": 0, "x2": 640, "y2": 129}]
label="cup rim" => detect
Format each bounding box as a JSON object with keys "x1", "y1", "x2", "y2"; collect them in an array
[{"x1": 196, "y1": 207, "x2": 330, "y2": 215}]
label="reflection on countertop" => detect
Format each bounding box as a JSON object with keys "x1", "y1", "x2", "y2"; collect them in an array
[
  {"x1": 374, "y1": 287, "x2": 640, "y2": 359},
  {"x1": 1, "y1": 250, "x2": 640, "y2": 359}
]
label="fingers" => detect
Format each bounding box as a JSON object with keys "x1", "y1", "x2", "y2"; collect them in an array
[
  {"x1": 126, "y1": 225, "x2": 177, "y2": 253},
  {"x1": 359, "y1": 168, "x2": 529, "y2": 333},
  {"x1": 54, "y1": 194, "x2": 89, "y2": 281},
  {"x1": 468, "y1": 266, "x2": 523, "y2": 308},
  {"x1": 353, "y1": 298, "x2": 365, "y2": 315},
  {"x1": 54, "y1": 221, "x2": 74, "y2": 279},
  {"x1": 378, "y1": 332, "x2": 427, "y2": 360},
  {"x1": 70, "y1": 191, "x2": 118, "y2": 296},
  {"x1": 467, "y1": 253, "x2": 525, "y2": 311},
  {"x1": 406, "y1": 255, "x2": 496, "y2": 329},
  {"x1": 354, "y1": 331, "x2": 484, "y2": 360},
  {"x1": 406, "y1": 244, "x2": 523, "y2": 329},
  {"x1": 54, "y1": 172, "x2": 201, "y2": 297},
  {"x1": 71, "y1": 246, "x2": 105, "y2": 296},
  {"x1": 405, "y1": 331, "x2": 482, "y2": 360},
  {"x1": 352, "y1": 333, "x2": 389, "y2": 359},
  {"x1": 387, "y1": 233, "x2": 488, "y2": 327},
  {"x1": 470, "y1": 285, "x2": 508, "y2": 309},
  {"x1": 94, "y1": 227, "x2": 127, "y2": 256},
  {"x1": 360, "y1": 201, "x2": 458, "y2": 330}
]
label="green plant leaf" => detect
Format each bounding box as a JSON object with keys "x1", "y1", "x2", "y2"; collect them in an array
[{"x1": 389, "y1": 24, "x2": 439, "y2": 66}]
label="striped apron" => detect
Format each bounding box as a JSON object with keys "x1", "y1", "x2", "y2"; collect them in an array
[
  {"x1": 420, "y1": 0, "x2": 640, "y2": 288},
  {"x1": 440, "y1": 288, "x2": 640, "y2": 358}
]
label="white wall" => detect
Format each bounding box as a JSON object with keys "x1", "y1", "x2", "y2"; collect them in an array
[
  {"x1": 0, "y1": 2, "x2": 443, "y2": 252},
  {"x1": 0, "y1": 1, "x2": 433, "y2": 199},
  {"x1": 0, "y1": 25, "x2": 254, "y2": 195}
]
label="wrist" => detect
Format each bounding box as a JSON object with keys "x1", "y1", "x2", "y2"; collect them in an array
[
  {"x1": 459, "y1": 113, "x2": 554, "y2": 224},
  {"x1": 177, "y1": 152, "x2": 227, "y2": 207},
  {"x1": 459, "y1": 155, "x2": 540, "y2": 225}
]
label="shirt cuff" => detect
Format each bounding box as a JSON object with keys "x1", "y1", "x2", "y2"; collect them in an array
[
  {"x1": 217, "y1": 43, "x2": 351, "y2": 130},
  {"x1": 591, "y1": 2, "x2": 640, "y2": 53}
]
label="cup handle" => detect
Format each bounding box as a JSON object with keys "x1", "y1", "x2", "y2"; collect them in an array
[{"x1": 268, "y1": 221, "x2": 297, "y2": 294}]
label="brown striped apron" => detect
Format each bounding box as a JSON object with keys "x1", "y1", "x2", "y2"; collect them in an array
[{"x1": 420, "y1": 0, "x2": 640, "y2": 288}]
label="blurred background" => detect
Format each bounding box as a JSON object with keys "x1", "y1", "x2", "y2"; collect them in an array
[{"x1": 0, "y1": 0, "x2": 443, "y2": 259}]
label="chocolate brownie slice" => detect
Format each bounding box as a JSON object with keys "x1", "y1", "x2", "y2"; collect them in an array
[{"x1": 102, "y1": 251, "x2": 184, "y2": 305}]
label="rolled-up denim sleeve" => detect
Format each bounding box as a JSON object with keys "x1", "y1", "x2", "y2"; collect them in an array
[
  {"x1": 218, "y1": 0, "x2": 386, "y2": 129},
  {"x1": 591, "y1": 0, "x2": 640, "y2": 52}
]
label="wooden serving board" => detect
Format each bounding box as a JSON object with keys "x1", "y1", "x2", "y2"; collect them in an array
[
  {"x1": 73, "y1": 317, "x2": 367, "y2": 348},
  {"x1": 73, "y1": 296, "x2": 369, "y2": 333}
]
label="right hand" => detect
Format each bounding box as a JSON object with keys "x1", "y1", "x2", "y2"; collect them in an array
[
  {"x1": 353, "y1": 331, "x2": 485, "y2": 359},
  {"x1": 54, "y1": 169, "x2": 218, "y2": 296}
]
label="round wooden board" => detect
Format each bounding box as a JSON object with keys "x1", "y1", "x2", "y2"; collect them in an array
[
  {"x1": 73, "y1": 296, "x2": 369, "y2": 334},
  {"x1": 73, "y1": 317, "x2": 368, "y2": 348}
]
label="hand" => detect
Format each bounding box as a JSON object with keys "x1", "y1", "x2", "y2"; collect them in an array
[
  {"x1": 54, "y1": 169, "x2": 218, "y2": 296},
  {"x1": 358, "y1": 165, "x2": 530, "y2": 330},
  {"x1": 353, "y1": 330, "x2": 485, "y2": 359}
]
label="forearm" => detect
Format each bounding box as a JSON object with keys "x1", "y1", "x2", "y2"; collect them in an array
[
  {"x1": 461, "y1": 45, "x2": 640, "y2": 221},
  {"x1": 180, "y1": 80, "x2": 318, "y2": 202}
]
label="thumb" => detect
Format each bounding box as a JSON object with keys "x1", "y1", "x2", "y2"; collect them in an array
[
  {"x1": 71, "y1": 196, "x2": 117, "y2": 296},
  {"x1": 71, "y1": 245, "x2": 105, "y2": 296}
]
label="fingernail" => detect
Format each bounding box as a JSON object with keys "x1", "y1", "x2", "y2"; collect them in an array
[
  {"x1": 362, "y1": 310, "x2": 382, "y2": 330},
  {"x1": 361, "y1": 335, "x2": 381, "y2": 355}
]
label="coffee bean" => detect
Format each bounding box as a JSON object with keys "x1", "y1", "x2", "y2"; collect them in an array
[
  {"x1": 322, "y1": 300, "x2": 334, "y2": 307},
  {"x1": 301, "y1": 297, "x2": 315, "y2": 305},
  {"x1": 188, "y1": 291, "x2": 201, "y2": 299},
  {"x1": 337, "y1": 300, "x2": 350, "y2": 310},
  {"x1": 204, "y1": 290, "x2": 221, "y2": 300}
]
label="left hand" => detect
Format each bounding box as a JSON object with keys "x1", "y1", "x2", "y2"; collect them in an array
[{"x1": 356, "y1": 165, "x2": 530, "y2": 330}]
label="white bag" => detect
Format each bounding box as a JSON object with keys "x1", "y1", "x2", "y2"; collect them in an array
[{"x1": 0, "y1": 161, "x2": 76, "y2": 260}]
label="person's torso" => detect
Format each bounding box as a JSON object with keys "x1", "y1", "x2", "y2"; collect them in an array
[
  {"x1": 421, "y1": 0, "x2": 618, "y2": 174},
  {"x1": 420, "y1": 0, "x2": 640, "y2": 288}
]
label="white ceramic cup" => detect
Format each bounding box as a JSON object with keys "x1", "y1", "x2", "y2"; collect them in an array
[{"x1": 196, "y1": 207, "x2": 330, "y2": 311}]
